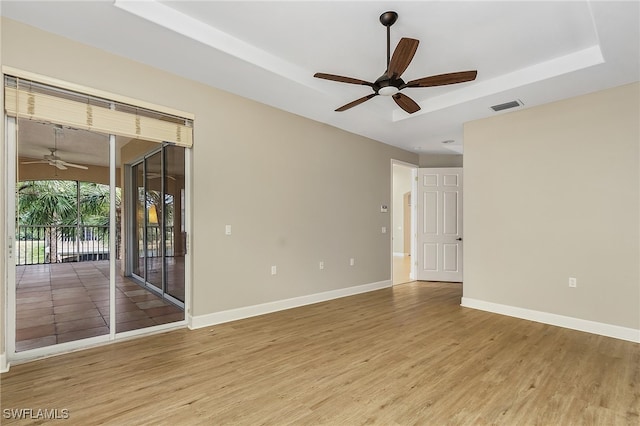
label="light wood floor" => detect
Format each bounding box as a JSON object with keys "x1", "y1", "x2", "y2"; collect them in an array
[{"x1": 2, "y1": 281, "x2": 638, "y2": 425}]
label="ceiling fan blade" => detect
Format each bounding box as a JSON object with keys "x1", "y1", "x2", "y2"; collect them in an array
[
  {"x1": 314, "y1": 73, "x2": 373, "y2": 87},
  {"x1": 53, "y1": 162, "x2": 68, "y2": 170},
  {"x1": 403, "y1": 70, "x2": 478, "y2": 88},
  {"x1": 392, "y1": 93, "x2": 421, "y2": 114},
  {"x1": 387, "y1": 38, "x2": 419, "y2": 79},
  {"x1": 61, "y1": 161, "x2": 88, "y2": 170},
  {"x1": 335, "y1": 94, "x2": 378, "y2": 112},
  {"x1": 21, "y1": 160, "x2": 48, "y2": 165}
]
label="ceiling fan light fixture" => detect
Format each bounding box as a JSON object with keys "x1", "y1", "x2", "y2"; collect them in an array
[
  {"x1": 313, "y1": 11, "x2": 477, "y2": 114},
  {"x1": 378, "y1": 86, "x2": 399, "y2": 96}
]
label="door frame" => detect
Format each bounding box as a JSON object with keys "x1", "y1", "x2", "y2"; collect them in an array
[
  {"x1": 390, "y1": 159, "x2": 418, "y2": 284},
  {"x1": 3, "y1": 73, "x2": 193, "y2": 366},
  {"x1": 5, "y1": 116, "x2": 17, "y2": 365}
]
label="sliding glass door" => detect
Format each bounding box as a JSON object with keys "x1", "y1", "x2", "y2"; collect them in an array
[
  {"x1": 5, "y1": 74, "x2": 191, "y2": 361},
  {"x1": 129, "y1": 145, "x2": 185, "y2": 309}
]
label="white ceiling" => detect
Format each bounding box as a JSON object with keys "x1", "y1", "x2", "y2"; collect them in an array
[{"x1": 2, "y1": 1, "x2": 639, "y2": 155}]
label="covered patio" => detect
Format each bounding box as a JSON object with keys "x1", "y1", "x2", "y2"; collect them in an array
[{"x1": 15, "y1": 261, "x2": 184, "y2": 352}]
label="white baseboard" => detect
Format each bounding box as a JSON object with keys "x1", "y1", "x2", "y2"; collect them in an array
[
  {"x1": 189, "y1": 280, "x2": 392, "y2": 330},
  {"x1": 461, "y1": 297, "x2": 640, "y2": 343},
  {"x1": 1, "y1": 352, "x2": 9, "y2": 373}
]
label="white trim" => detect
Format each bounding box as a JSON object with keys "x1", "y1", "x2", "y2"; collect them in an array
[
  {"x1": 109, "y1": 134, "x2": 116, "y2": 341},
  {"x1": 7, "y1": 322, "x2": 186, "y2": 366},
  {"x1": 113, "y1": 1, "x2": 324, "y2": 95},
  {"x1": 393, "y1": 252, "x2": 409, "y2": 257},
  {"x1": 189, "y1": 280, "x2": 391, "y2": 329},
  {"x1": 184, "y1": 146, "x2": 193, "y2": 329},
  {"x1": 461, "y1": 297, "x2": 640, "y2": 343},
  {"x1": 391, "y1": 159, "x2": 418, "y2": 169},
  {"x1": 1, "y1": 353, "x2": 9, "y2": 373},
  {"x1": 5, "y1": 116, "x2": 17, "y2": 359},
  {"x1": 115, "y1": 321, "x2": 186, "y2": 341},
  {"x1": 11, "y1": 334, "x2": 111, "y2": 364}
]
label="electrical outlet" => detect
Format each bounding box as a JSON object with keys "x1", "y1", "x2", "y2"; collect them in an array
[
  {"x1": 319, "y1": 261, "x2": 324, "y2": 270},
  {"x1": 350, "y1": 258, "x2": 355, "y2": 266},
  {"x1": 569, "y1": 277, "x2": 577, "y2": 288},
  {"x1": 381, "y1": 226, "x2": 387, "y2": 234},
  {"x1": 271, "y1": 265, "x2": 277, "y2": 275}
]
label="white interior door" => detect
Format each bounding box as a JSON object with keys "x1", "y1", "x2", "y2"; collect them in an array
[{"x1": 416, "y1": 168, "x2": 463, "y2": 282}]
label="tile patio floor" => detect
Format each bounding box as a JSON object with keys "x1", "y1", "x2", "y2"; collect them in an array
[{"x1": 15, "y1": 261, "x2": 184, "y2": 352}]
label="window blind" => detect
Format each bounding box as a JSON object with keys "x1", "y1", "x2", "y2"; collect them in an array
[{"x1": 4, "y1": 76, "x2": 193, "y2": 147}]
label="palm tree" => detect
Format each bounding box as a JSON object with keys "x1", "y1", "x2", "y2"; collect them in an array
[
  {"x1": 18, "y1": 180, "x2": 119, "y2": 263},
  {"x1": 19, "y1": 180, "x2": 75, "y2": 262}
]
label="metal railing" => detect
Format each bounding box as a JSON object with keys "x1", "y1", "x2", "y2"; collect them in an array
[
  {"x1": 144, "y1": 226, "x2": 176, "y2": 258},
  {"x1": 16, "y1": 225, "x2": 114, "y2": 265},
  {"x1": 16, "y1": 224, "x2": 174, "y2": 265}
]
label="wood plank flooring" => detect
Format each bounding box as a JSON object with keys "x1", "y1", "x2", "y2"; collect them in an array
[{"x1": 1, "y1": 281, "x2": 638, "y2": 425}]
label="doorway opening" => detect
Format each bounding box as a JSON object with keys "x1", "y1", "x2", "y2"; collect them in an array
[
  {"x1": 392, "y1": 161, "x2": 417, "y2": 285},
  {"x1": 5, "y1": 73, "x2": 192, "y2": 360}
]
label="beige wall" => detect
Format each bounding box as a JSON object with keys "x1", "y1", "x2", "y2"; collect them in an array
[
  {"x1": 419, "y1": 154, "x2": 463, "y2": 168},
  {"x1": 463, "y1": 82, "x2": 639, "y2": 330},
  {"x1": 0, "y1": 18, "x2": 417, "y2": 328}
]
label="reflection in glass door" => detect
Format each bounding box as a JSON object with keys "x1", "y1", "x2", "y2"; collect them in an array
[
  {"x1": 145, "y1": 151, "x2": 163, "y2": 294},
  {"x1": 133, "y1": 163, "x2": 144, "y2": 279},
  {"x1": 129, "y1": 144, "x2": 185, "y2": 311}
]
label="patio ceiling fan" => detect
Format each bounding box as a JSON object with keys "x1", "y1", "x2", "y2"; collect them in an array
[
  {"x1": 21, "y1": 148, "x2": 89, "y2": 170},
  {"x1": 21, "y1": 125, "x2": 89, "y2": 170},
  {"x1": 314, "y1": 11, "x2": 478, "y2": 114}
]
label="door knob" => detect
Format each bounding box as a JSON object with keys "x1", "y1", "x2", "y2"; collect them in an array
[{"x1": 456, "y1": 237, "x2": 463, "y2": 241}]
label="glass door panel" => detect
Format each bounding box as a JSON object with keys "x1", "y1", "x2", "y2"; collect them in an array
[
  {"x1": 164, "y1": 146, "x2": 185, "y2": 304},
  {"x1": 14, "y1": 121, "x2": 112, "y2": 351},
  {"x1": 145, "y1": 151, "x2": 163, "y2": 294},
  {"x1": 132, "y1": 163, "x2": 145, "y2": 279},
  {"x1": 122, "y1": 143, "x2": 185, "y2": 333}
]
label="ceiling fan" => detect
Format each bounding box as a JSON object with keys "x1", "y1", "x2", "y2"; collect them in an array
[
  {"x1": 148, "y1": 173, "x2": 176, "y2": 181},
  {"x1": 314, "y1": 11, "x2": 478, "y2": 114},
  {"x1": 21, "y1": 125, "x2": 89, "y2": 170},
  {"x1": 21, "y1": 148, "x2": 89, "y2": 170}
]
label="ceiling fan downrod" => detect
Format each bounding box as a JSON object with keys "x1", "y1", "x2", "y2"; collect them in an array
[{"x1": 379, "y1": 11, "x2": 398, "y2": 70}]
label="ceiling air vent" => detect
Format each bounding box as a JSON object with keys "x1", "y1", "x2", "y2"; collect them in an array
[{"x1": 490, "y1": 100, "x2": 522, "y2": 112}]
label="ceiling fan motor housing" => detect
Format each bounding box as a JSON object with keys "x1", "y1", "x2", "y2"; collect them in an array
[{"x1": 374, "y1": 74, "x2": 404, "y2": 96}]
